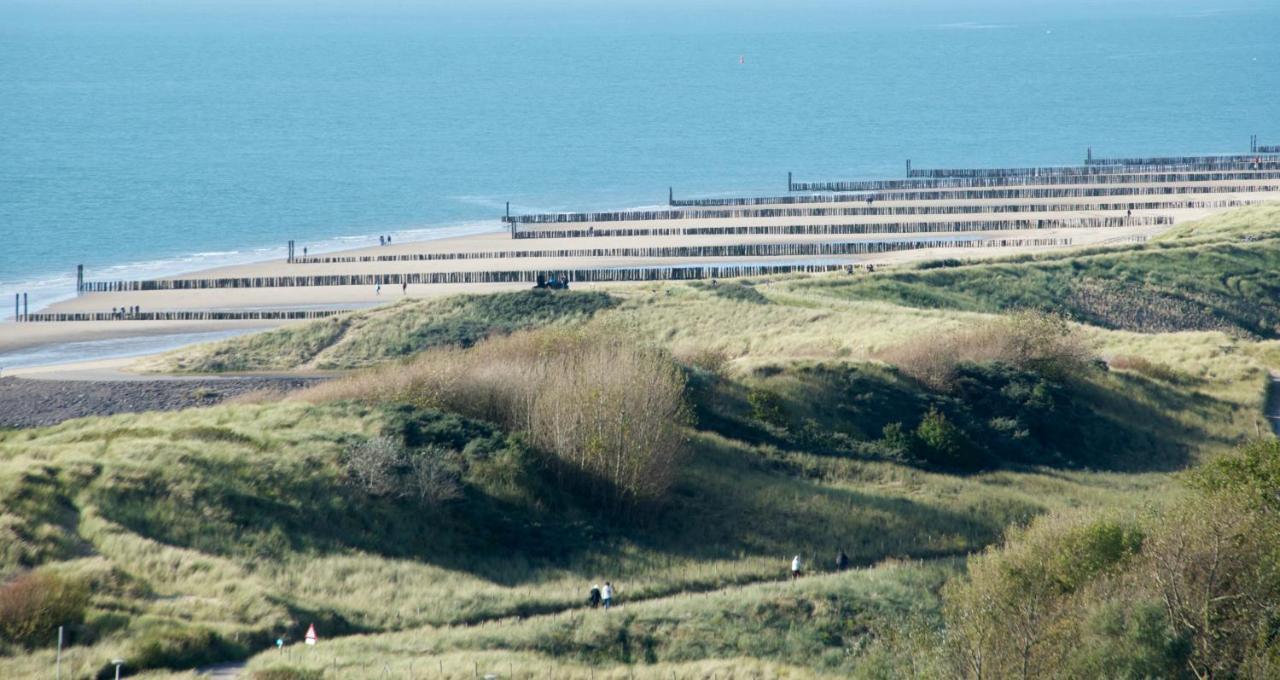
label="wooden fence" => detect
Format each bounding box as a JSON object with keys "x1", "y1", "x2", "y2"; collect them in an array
[
  {"x1": 907, "y1": 161, "x2": 1280, "y2": 179},
  {"x1": 670, "y1": 183, "x2": 1280, "y2": 207},
  {"x1": 289, "y1": 236, "x2": 1072, "y2": 264},
  {"x1": 18, "y1": 310, "x2": 350, "y2": 322},
  {"x1": 503, "y1": 198, "x2": 1259, "y2": 225},
  {"x1": 507, "y1": 217, "x2": 1167, "y2": 240},
  {"x1": 79, "y1": 237, "x2": 1070, "y2": 293},
  {"x1": 788, "y1": 169, "x2": 1280, "y2": 192},
  {"x1": 1084, "y1": 153, "x2": 1280, "y2": 166}
]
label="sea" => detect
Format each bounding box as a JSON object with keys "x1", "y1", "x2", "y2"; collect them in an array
[{"x1": 2, "y1": 2, "x2": 1279, "y2": 319}]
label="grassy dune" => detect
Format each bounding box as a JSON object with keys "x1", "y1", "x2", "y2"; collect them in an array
[{"x1": 2, "y1": 205, "x2": 1278, "y2": 677}]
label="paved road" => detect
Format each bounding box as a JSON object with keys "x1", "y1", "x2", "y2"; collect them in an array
[
  {"x1": 197, "y1": 661, "x2": 246, "y2": 678},
  {"x1": 1268, "y1": 372, "x2": 1280, "y2": 436}
]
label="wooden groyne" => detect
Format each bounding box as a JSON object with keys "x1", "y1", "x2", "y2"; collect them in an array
[
  {"x1": 18, "y1": 310, "x2": 349, "y2": 322},
  {"x1": 504, "y1": 199, "x2": 1259, "y2": 225},
  {"x1": 788, "y1": 169, "x2": 1280, "y2": 193},
  {"x1": 79, "y1": 238, "x2": 1069, "y2": 293},
  {"x1": 507, "y1": 216, "x2": 1167, "y2": 240},
  {"x1": 289, "y1": 237, "x2": 1071, "y2": 265},
  {"x1": 1260, "y1": 146, "x2": 1280, "y2": 154},
  {"x1": 907, "y1": 161, "x2": 1280, "y2": 179},
  {"x1": 671, "y1": 183, "x2": 1280, "y2": 207},
  {"x1": 1084, "y1": 153, "x2": 1280, "y2": 166}
]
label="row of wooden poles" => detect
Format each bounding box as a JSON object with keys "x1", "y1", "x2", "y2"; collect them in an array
[
  {"x1": 506, "y1": 217, "x2": 1166, "y2": 241},
  {"x1": 502, "y1": 198, "x2": 1258, "y2": 225},
  {"x1": 77, "y1": 237, "x2": 1070, "y2": 293},
  {"x1": 20, "y1": 310, "x2": 349, "y2": 323},
  {"x1": 787, "y1": 169, "x2": 1280, "y2": 193},
  {"x1": 290, "y1": 235, "x2": 1075, "y2": 264},
  {"x1": 670, "y1": 182, "x2": 1280, "y2": 207},
  {"x1": 1084, "y1": 152, "x2": 1280, "y2": 166},
  {"x1": 906, "y1": 160, "x2": 1280, "y2": 179}
]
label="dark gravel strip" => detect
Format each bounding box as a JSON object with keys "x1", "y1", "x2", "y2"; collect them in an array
[{"x1": 0, "y1": 376, "x2": 325, "y2": 428}]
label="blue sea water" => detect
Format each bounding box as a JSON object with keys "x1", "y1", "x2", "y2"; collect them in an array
[{"x1": 1, "y1": 3, "x2": 1279, "y2": 318}]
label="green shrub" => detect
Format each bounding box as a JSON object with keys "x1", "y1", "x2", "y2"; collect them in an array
[
  {"x1": 913, "y1": 408, "x2": 981, "y2": 470},
  {"x1": 129, "y1": 624, "x2": 245, "y2": 670},
  {"x1": 0, "y1": 570, "x2": 89, "y2": 649}
]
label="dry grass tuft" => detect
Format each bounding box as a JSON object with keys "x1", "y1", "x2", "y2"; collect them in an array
[
  {"x1": 297, "y1": 328, "x2": 690, "y2": 511},
  {"x1": 878, "y1": 311, "x2": 1094, "y2": 392}
]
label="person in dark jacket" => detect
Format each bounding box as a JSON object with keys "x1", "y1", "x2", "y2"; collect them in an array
[
  {"x1": 836, "y1": 550, "x2": 850, "y2": 572},
  {"x1": 588, "y1": 584, "x2": 602, "y2": 608}
]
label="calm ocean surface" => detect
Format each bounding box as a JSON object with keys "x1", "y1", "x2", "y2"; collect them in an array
[{"x1": 2, "y1": 6, "x2": 1279, "y2": 316}]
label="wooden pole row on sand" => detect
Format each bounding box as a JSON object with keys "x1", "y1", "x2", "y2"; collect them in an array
[
  {"x1": 286, "y1": 236, "x2": 1073, "y2": 264},
  {"x1": 670, "y1": 183, "x2": 1280, "y2": 207},
  {"x1": 78, "y1": 241, "x2": 1068, "y2": 293},
  {"x1": 786, "y1": 168, "x2": 1280, "y2": 193},
  {"x1": 907, "y1": 160, "x2": 1280, "y2": 179},
  {"x1": 503, "y1": 198, "x2": 1260, "y2": 225},
  {"x1": 506, "y1": 216, "x2": 1167, "y2": 241}
]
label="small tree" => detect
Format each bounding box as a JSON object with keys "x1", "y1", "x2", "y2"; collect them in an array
[
  {"x1": 343, "y1": 436, "x2": 406, "y2": 497},
  {"x1": 407, "y1": 445, "x2": 463, "y2": 506}
]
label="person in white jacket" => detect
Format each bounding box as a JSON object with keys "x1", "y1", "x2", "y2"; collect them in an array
[
  {"x1": 602, "y1": 582, "x2": 614, "y2": 610},
  {"x1": 791, "y1": 555, "x2": 802, "y2": 580}
]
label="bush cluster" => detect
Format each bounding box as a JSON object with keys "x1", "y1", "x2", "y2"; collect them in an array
[
  {"x1": 342, "y1": 437, "x2": 463, "y2": 506},
  {"x1": 305, "y1": 328, "x2": 690, "y2": 514},
  {"x1": 0, "y1": 570, "x2": 88, "y2": 649},
  {"x1": 938, "y1": 438, "x2": 1280, "y2": 678},
  {"x1": 878, "y1": 311, "x2": 1093, "y2": 392}
]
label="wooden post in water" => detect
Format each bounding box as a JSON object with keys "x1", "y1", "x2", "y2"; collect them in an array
[
  {"x1": 668, "y1": 186, "x2": 673, "y2": 206},
  {"x1": 22, "y1": 293, "x2": 28, "y2": 321},
  {"x1": 787, "y1": 171, "x2": 792, "y2": 191},
  {"x1": 1087, "y1": 147, "x2": 1092, "y2": 162},
  {"x1": 13, "y1": 294, "x2": 17, "y2": 322},
  {"x1": 906, "y1": 159, "x2": 912, "y2": 176},
  {"x1": 76, "y1": 265, "x2": 83, "y2": 294}
]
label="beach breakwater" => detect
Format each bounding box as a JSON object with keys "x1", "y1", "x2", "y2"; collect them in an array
[
  {"x1": 76, "y1": 236, "x2": 1070, "y2": 294},
  {"x1": 788, "y1": 170, "x2": 1280, "y2": 193},
  {"x1": 906, "y1": 161, "x2": 1280, "y2": 179},
  {"x1": 507, "y1": 217, "x2": 1161, "y2": 240},
  {"x1": 291, "y1": 236, "x2": 1076, "y2": 264},
  {"x1": 503, "y1": 199, "x2": 1261, "y2": 225},
  {"x1": 673, "y1": 185, "x2": 1280, "y2": 207}
]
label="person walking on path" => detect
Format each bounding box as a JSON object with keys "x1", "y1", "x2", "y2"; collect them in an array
[
  {"x1": 588, "y1": 584, "x2": 602, "y2": 609},
  {"x1": 791, "y1": 555, "x2": 803, "y2": 580},
  {"x1": 602, "y1": 582, "x2": 614, "y2": 610}
]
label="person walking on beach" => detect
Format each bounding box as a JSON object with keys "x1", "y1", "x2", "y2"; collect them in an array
[
  {"x1": 791, "y1": 555, "x2": 803, "y2": 580},
  {"x1": 588, "y1": 584, "x2": 602, "y2": 609},
  {"x1": 379, "y1": 236, "x2": 385, "y2": 246},
  {"x1": 303, "y1": 247, "x2": 307, "y2": 257},
  {"x1": 402, "y1": 281, "x2": 407, "y2": 294},
  {"x1": 375, "y1": 284, "x2": 381, "y2": 295},
  {"x1": 602, "y1": 582, "x2": 614, "y2": 610}
]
